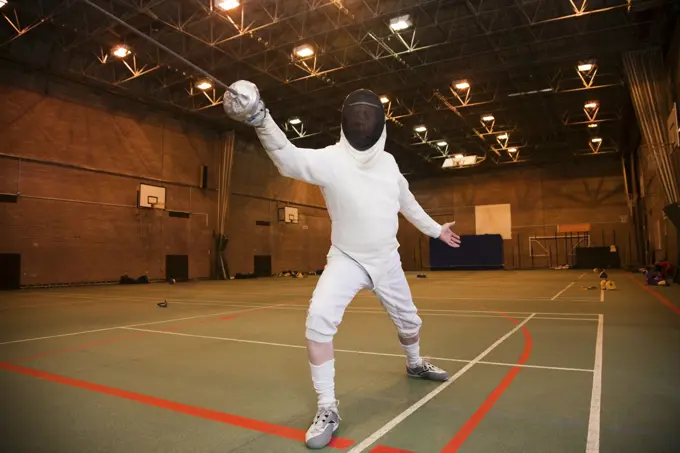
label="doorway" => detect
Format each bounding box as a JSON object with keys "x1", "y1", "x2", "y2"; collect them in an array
[
  {"x1": 0, "y1": 254, "x2": 20, "y2": 290},
  {"x1": 253, "y1": 255, "x2": 272, "y2": 277}
]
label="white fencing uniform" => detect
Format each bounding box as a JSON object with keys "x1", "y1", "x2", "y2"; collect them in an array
[{"x1": 254, "y1": 114, "x2": 442, "y2": 343}]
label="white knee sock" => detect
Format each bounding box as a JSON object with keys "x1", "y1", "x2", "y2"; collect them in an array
[
  {"x1": 310, "y1": 359, "x2": 336, "y2": 408},
  {"x1": 401, "y1": 341, "x2": 423, "y2": 368}
]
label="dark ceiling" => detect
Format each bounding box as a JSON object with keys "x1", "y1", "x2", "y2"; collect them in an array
[{"x1": 0, "y1": 0, "x2": 677, "y2": 178}]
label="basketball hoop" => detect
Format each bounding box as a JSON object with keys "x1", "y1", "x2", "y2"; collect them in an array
[{"x1": 149, "y1": 202, "x2": 166, "y2": 210}]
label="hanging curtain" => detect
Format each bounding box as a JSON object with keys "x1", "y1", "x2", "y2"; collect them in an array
[
  {"x1": 622, "y1": 49, "x2": 679, "y2": 205},
  {"x1": 215, "y1": 131, "x2": 235, "y2": 279}
]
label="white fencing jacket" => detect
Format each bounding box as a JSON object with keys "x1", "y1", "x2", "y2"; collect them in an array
[{"x1": 254, "y1": 114, "x2": 442, "y2": 286}]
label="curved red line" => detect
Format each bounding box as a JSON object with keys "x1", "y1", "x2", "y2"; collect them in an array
[{"x1": 439, "y1": 311, "x2": 534, "y2": 452}]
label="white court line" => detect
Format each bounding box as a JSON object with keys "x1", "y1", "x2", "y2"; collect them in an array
[
  {"x1": 8, "y1": 290, "x2": 599, "y2": 303},
  {"x1": 586, "y1": 314, "x2": 604, "y2": 453},
  {"x1": 0, "y1": 303, "x2": 286, "y2": 346},
  {"x1": 0, "y1": 299, "x2": 105, "y2": 311},
  {"x1": 345, "y1": 314, "x2": 537, "y2": 453},
  {"x1": 4, "y1": 292, "x2": 602, "y2": 317},
  {"x1": 551, "y1": 282, "x2": 575, "y2": 300},
  {"x1": 150, "y1": 301, "x2": 597, "y2": 321},
  {"x1": 122, "y1": 320, "x2": 592, "y2": 373},
  {"x1": 578, "y1": 273, "x2": 586, "y2": 280},
  {"x1": 600, "y1": 290, "x2": 605, "y2": 302}
]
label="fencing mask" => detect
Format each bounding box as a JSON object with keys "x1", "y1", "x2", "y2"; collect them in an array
[{"x1": 341, "y1": 89, "x2": 385, "y2": 151}]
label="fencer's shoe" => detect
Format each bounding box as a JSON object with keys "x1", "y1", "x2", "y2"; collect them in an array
[
  {"x1": 407, "y1": 359, "x2": 449, "y2": 381},
  {"x1": 305, "y1": 403, "x2": 341, "y2": 449}
]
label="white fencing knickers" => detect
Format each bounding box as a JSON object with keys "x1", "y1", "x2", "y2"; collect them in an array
[{"x1": 305, "y1": 247, "x2": 422, "y2": 343}]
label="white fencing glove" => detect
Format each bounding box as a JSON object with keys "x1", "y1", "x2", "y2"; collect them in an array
[{"x1": 223, "y1": 80, "x2": 267, "y2": 127}]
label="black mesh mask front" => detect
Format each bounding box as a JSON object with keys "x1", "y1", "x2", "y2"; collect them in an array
[{"x1": 341, "y1": 89, "x2": 385, "y2": 151}]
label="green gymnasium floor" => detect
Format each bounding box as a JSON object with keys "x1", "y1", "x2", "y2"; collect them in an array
[{"x1": 0, "y1": 269, "x2": 678, "y2": 453}]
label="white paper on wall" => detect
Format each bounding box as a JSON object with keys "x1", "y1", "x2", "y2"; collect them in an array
[{"x1": 475, "y1": 203, "x2": 512, "y2": 239}]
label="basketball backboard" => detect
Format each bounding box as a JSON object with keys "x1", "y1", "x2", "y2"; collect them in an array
[{"x1": 139, "y1": 183, "x2": 166, "y2": 209}]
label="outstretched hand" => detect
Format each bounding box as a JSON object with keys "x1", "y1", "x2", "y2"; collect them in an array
[{"x1": 439, "y1": 221, "x2": 461, "y2": 248}]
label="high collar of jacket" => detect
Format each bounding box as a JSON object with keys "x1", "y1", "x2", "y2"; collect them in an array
[{"x1": 339, "y1": 125, "x2": 386, "y2": 169}]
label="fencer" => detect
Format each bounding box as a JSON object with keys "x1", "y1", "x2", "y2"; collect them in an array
[{"x1": 223, "y1": 81, "x2": 461, "y2": 450}]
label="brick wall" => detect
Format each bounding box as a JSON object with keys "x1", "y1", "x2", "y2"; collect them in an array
[
  {"x1": 0, "y1": 67, "x2": 642, "y2": 284},
  {"x1": 0, "y1": 78, "x2": 220, "y2": 285},
  {"x1": 225, "y1": 139, "x2": 331, "y2": 276},
  {"x1": 397, "y1": 159, "x2": 634, "y2": 270},
  {"x1": 0, "y1": 68, "x2": 334, "y2": 284}
]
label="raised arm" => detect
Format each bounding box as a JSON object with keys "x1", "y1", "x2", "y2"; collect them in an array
[
  {"x1": 398, "y1": 174, "x2": 442, "y2": 238},
  {"x1": 254, "y1": 113, "x2": 331, "y2": 186},
  {"x1": 223, "y1": 80, "x2": 331, "y2": 186}
]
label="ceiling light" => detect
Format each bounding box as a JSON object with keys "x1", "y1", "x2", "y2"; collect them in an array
[
  {"x1": 508, "y1": 147, "x2": 518, "y2": 153},
  {"x1": 196, "y1": 80, "x2": 212, "y2": 90},
  {"x1": 288, "y1": 117, "x2": 302, "y2": 125},
  {"x1": 217, "y1": 0, "x2": 239, "y2": 10},
  {"x1": 591, "y1": 137, "x2": 602, "y2": 143},
  {"x1": 454, "y1": 153, "x2": 464, "y2": 159},
  {"x1": 293, "y1": 44, "x2": 314, "y2": 58},
  {"x1": 414, "y1": 125, "x2": 427, "y2": 133},
  {"x1": 389, "y1": 15, "x2": 412, "y2": 31},
  {"x1": 578, "y1": 63, "x2": 594, "y2": 72},
  {"x1": 588, "y1": 123, "x2": 598, "y2": 128},
  {"x1": 497, "y1": 133, "x2": 508, "y2": 140},
  {"x1": 454, "y1": 81, "x2": 470, "y2": 90},
  {"x1": 112, "y1": 44, "x2": 131, "y2": 58},
  {"x1": 380, "y1": 96, "x2": 389, "y2": 104},
  {"x1": 436, "y1": 141, "x2": 447, "y2": 147},
  {"x1": 0, "y1": 0, "x2": 7, "y2": 8},
  {"x1": 481, "y1": 114, "x2": 495, "y2": 122},
  {"x1": 584, "y1": 101, "x2": 599, "y2": 109}
]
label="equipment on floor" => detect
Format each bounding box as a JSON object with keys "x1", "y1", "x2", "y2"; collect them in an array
[{"x1": 157, "y1": 301, "x2": 168, "y2": 308}]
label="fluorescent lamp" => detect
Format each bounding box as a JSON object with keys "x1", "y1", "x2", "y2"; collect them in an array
[
  {"x1": 380, "y1": 96, "x2": 389, "y2": 104},
  {"x1": 389, "y1": 15, "x2": 412, "y2": 31},
  {"x1": 454, "y1": 81, "x2": 470, "y2": 90},
  {"x1": 414, "y1": 125, "x2": 427, "y2": 133},
  {"x1": 588, "y1": 123, "x2": 598, "y2": 128},
  {"x1": 436, "y1": 141, "x2": 447, "y2": 147},
  {"x1": 112, "y1": 45, "x2": 131, "y2": 58},
  {"x1": 578, "y1": 63, "x2": 593, "y2": 72},
  {"x1": 584, "y1": 101, "x2": 598, "y2": 109},
  {"x1": 294, "y1": 44, "x2": 314, "y2": 58},
  {"x1": 454, "y1": 153, "x2": 464, "y2": 159},
  {"x1": 217, "y1": 0, "x2": 239, "y2": 10},
  {"x1": 196, "y1": 81, "x2": 212, "y2": 90},
  {"x1": 508, "y1": 147, "x2": 517, "y2": 153},
  {"x1": 497, "y1": 133, "x2": 508, "y2": 140},
  {"x1": 288, "y1": 117, "x2": 302, "y2": 125},
  {"x1": 0, "y1": 0, "x2": 7, "y2": 8},
  {"x1": 481, "y1": 114, "x2": 494, "y2": 122},
  {"x1": 591, "y1": 137, "x2": 602, "y2": 143}
]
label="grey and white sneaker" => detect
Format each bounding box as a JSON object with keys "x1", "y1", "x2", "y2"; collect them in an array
[
  {"x1": 407, "y1": 359, "x2": 449, "y2": 381},
  {"x1": 305, "y1": 403, "x2": 341, "y2": 449}
]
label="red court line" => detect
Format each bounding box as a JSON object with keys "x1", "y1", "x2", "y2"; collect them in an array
[
  {"x1": 626, "y1": 274, "x2": 680, "y2": 316},
  {"x1": 0, "y1": 361, "x2": 355, "y2": 449},
  {"x1": 440, "y1": 310, "x2": 533, "y2": 453}
]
